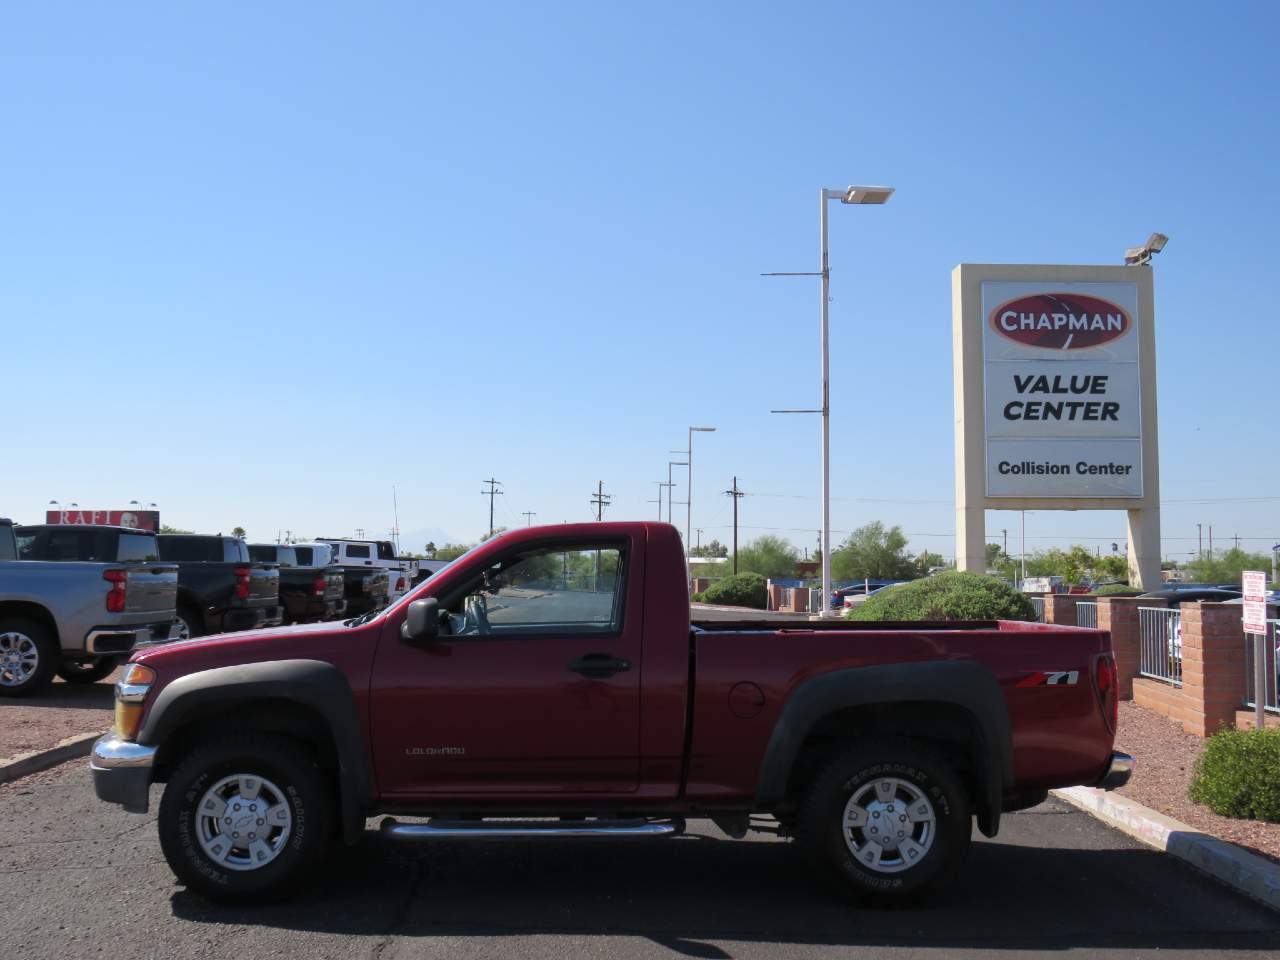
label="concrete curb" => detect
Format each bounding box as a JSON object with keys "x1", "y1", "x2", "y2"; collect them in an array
[
  {"x1": 0, "y1": 732, "x2": 98, "y2": 785},
  {"x1": 1052, "y1": 785, "x2": 1280, "y2": 912}
]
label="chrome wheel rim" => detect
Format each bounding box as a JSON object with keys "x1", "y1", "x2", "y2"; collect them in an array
[
  {"x1": 175, "y1": 616, "x2": 193, "y2": 641},
  {"x1": 195, "y1": 773, "x2": 293, "y2": 872},
  {"x1": 842, "y1": 776, "x2": 936, "y2": 873},
  {"x1": 0, "y1": 632, "x2": 39, "y2": 687}
]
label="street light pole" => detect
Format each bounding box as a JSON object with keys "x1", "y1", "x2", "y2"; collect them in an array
[
  {"x1": 667, "y1": 461, "x2": 686, "y2": 524},
  {"x1": 766, "y1": 185, "x2": 893, "y2": 618}
]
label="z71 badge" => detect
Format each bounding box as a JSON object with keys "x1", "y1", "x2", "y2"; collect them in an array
[{"x1": 1016, "y1": 671, "x2": 1079, "y2": 687}]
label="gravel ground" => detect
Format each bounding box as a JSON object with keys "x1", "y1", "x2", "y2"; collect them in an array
[
  {"x1": 1114, "y1": 700, "x2": 1280, "y2": 865},
  {"x1": 0, "y1": 670, "x2": 117, "y2": 760}
]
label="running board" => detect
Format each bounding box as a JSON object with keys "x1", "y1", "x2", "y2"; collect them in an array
[{"x1": 380, "y1": 817, "x2": 681, "y2": 840}]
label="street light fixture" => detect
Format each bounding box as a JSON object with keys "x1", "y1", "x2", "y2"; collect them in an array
[
  {"x1": 767, "y1": 185, "x2": 894, "y2": 617},
  {"x1": 1124, "y1": 232, "x2": 1168, "y2": 266},
  {"x1": 685, "y1": 427, "x2": 715, "y2": 552}
]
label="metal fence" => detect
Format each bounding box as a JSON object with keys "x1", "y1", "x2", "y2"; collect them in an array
[
  {"x1": 1029, "y1": 597, "x2": 1045, "y2": 623},
  {"x1": 1138, "y1": 606, "x2": 1182, "y2": 686},
  {"x1": 1243, "y1": 620, "x2": 1280, "y2": 715},
  {"x1": 1076, "y1": 601, "x2": 1098, "y2": 629}
]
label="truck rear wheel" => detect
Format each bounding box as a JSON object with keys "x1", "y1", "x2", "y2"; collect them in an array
[
  {"x1": 0, "y1": 618, "x2": 57, "y2": 697},
  {"x1": 158, "y1": 733, "x2": 332, "y2": 902},
  {"x1": 794, "y1": 738, "x2": 970, "y2": 905},
  {"x1": 56, "y1": 656, "x2": 119, "y2": 684}
]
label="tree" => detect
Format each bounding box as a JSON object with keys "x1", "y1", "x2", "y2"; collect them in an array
[
  {"x1": 159, "y1": 525, "x2": 193, "y2": 535},
  {"x1": 830, "y1": 522, "x2": 918, "y2": 581},
  {"x1": 435, "y1": 542, "x2": 473, "y2": 561},
  {"x1": 689, "y1": 539, "x2": 729, "y2": 559},
  {"x1": 1184, "y1": 547, "x2": 1272, "y2": 585},
  {"x1": 732, "y1": 535, "x2": 800, "y2": 579},
  {"x1": 424, "y1": 541, "x2": 437, "y2": 559},
  {"x1": 231, "y1": 526, "x2": 246, "y2": 539},
  {"x1": 481, "y1": 526, "x2": 508, "y2": 541},
  {"x1": 985, "y1": 543, "x2": 1008, "y2": 569}
]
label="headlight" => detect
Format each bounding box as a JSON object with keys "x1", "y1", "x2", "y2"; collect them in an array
[{"x1": 114, "y1": 663, "x2": 156, "y2": 741}]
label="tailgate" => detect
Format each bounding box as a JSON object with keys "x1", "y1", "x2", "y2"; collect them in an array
[
  {"x1": 247, "y1": 563, "x2": 280, "y2": 605},
  {"x1": 324, "y1": 566, "x2": 345, "y2": 601},
  {"x1": 366, "y1": 570, "x2": 390, "y2": 599},
  {"x1": 123, "y1": 563, "x2": 179, "y2": 615}
]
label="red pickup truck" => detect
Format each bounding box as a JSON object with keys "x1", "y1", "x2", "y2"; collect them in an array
[{"x1": 90, "y1": 522, "x2": 1129, "y2": 903}]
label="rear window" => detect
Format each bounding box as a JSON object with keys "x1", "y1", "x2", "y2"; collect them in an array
[
  {"x1": 248, "y1": 545, "x2": 277, "y2": 563},
  {"x1": 377, "y1": 542, "x2": 396, "y2": 560},
  {"x1": 225, "y1": 540, "x2": 250, "y2": 563},
  {"x1": 294, "y1": 546, "x2": 314, "y2": 565},
  {"x1": 158, "y1": 536, "x2": 222, "y2": 562},
  {"x1": 345, "y1": 544, "x2": 370, "y2": 559},
  {"x1": 18, "y1": 527, "x2": 116, "y2": 561},
  {"x1": 117, "y1": 534, "x2": 159, "y2": 561},
  {"x1": 275, "y1": 546, "x2": 298, "y2": 567}
]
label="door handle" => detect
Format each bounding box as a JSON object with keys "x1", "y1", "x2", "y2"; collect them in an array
[{"x1": 568, "y1": 652, "x2": 631, "y2": 678}]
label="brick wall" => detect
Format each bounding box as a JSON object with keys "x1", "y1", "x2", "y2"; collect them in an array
[
  {"x1": 1043, "y1": 594, "x2": 1078, "y2": 626},
  {"x1": 1130, "y1": 602, "x2": 1249, "y2": 738},
  {"x1": 1096, "y1": 597, "x2": 1157, "y2": 699}
]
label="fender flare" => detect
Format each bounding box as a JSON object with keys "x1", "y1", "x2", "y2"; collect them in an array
[
  {"x1": 139, "y1": 659, "x2": 370, "y2": 843},
  {"x1": 754, "y1": 661, "x2": 1014, "y2": 836}
]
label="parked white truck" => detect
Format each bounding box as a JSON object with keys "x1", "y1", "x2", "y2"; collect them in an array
[
  {"x1": 318, "y1": 538, "x2": 415, "y2": 601},
  {"x1": 0, "y1": 519, "x2": 181, "y2": 694}
]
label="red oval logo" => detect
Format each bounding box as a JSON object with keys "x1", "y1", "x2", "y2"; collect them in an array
[{"x1": 989, "y1": 293, "x2": 1131, "y2": 349}]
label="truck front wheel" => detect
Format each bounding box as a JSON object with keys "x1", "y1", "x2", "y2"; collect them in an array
[
  {"x1": 158, "y1": 734, "x2": 333, "y2": 902},
  {"x1": 794, "y1": 738, "x2": 970, "y2": 904}
]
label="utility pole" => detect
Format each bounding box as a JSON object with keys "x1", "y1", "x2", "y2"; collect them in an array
[
  {"x1": 725, "y1": 477, "x2": 744, "y2": 575},
  {"x1": 1197, "y1": 523, "x2": 1203, "y2": 560},
  {"x1": 667, "y1": 459, "x2": 687, "y2": 525},
  {"x1": 650, "y1": 482, "x2": 665, "y2": 519},
  {"x1": 695, "y1": 528, "x2": 703, "y2": 550},
  {"x1": 1209, "y1": 525, "x2": 1213, "y2": 560},
  {"x1": 522, "y1": 511, "x2": 537, "y2": 527},
  {"x1": 1002, "y1": 529, "x2": 1007, "y2": 561},
  {"x1": 1233, "y1": 533, "x2": 1240, "y2": 551},
  {"x1": 590, "y1": 481, "x2": 612, "y2": 521},
  {"x1": 480, "y1": 479, "x2": 503, "y2": 538}
]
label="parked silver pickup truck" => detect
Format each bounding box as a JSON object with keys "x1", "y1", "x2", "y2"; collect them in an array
[{"x1": 0, "y1": 519, "x2": 181, "y2": 695}]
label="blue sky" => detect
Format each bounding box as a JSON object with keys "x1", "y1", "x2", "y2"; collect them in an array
[{"x1": 4, "y1": 2, "x2": 1277, "y2": 563}]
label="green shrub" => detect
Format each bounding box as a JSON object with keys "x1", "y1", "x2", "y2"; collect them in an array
[
  {"x1": 846, "y1": 571, "x2": 1036, "y2": 622},
  {"x1": 1096, "y1": 584, "x2": 1143, "y2": 597},
  {"x1": 1188, "y1": 728, "x2": 1280, "y2": 822},
  {"x1": 697, "y1": 572, "x2": 767, "y2": 609},
  {"x1": 690, "y1": 591, "x2": 706, "y2": 602}
]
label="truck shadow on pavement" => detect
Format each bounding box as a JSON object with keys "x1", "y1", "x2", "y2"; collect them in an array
[
  {"x1": 168, "y1": 827, "x2": 1280, "y2": 956},
  {"x1": 24, "y1": 681, "x2": 116, "y2": 711}
]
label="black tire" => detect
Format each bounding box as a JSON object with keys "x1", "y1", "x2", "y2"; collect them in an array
[
  {"x1": 176, "y1": 606, "x2": 204, "y2": 639},
  {"x1": 158, "y1": 733, "x2": 333, "y2": 902},
  {"x1": 0, "y1": 617, "x2": 59, "y2": 697},
  {"x1": 56, "y1": 656, "x2": 120, "y2": 684},
  {"x1": 794, "y1": 738, "x2": 971, "y2": 905}
]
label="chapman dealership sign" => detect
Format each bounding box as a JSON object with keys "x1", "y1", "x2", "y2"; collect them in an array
[
  {"x1": 952, "y1": 263, "x2": 1161, "y2": 589},
  {"x1": 982, "y1": 280, "x2": 1142, "y2": 498}
]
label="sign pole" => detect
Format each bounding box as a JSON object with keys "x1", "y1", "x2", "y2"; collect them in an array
[{"x1": 1243, "y1": 570, "x2": 1268, "y2": 730}]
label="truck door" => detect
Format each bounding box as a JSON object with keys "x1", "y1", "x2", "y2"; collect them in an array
[{"x1": 371, "y1": 533, "x2": 644, "y2": 798}]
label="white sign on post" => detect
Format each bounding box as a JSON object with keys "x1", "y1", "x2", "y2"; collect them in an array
[{"x1": 1242, "y1": 570, "x2": 1268, "y2": 635}]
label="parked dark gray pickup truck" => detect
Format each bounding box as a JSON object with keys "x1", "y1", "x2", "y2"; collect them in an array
[
  {"x1": 247, "y1": 544, "x2": 345, "y2": 624},
  {"x1": 1, "y1": 520, "x2": 179, "y2": 693},
  {"x1": 156, "y1": 535, "x2": 284, "y2": 638}
]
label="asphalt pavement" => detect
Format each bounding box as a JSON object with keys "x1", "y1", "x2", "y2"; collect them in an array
[{"x1": 2, "y1": 760, "x2": 1278, "y2": 959}]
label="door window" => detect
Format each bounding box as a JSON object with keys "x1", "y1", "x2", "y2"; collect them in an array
[{"x1": 444, "y1": 544, "x2": 625, "y2": 638}]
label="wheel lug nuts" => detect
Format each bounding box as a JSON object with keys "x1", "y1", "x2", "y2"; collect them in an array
[
  {"x1": 257, "y1": 819, "x2": 264, "y2": 826},
  {"x1": 234, "y1": 804, "x2": 240, "y2": 811},
  {"x1": 898, "y1": 831, "x2": 904, "y2": 838},
  {"x1": 233, "y1": 832, "x2": 239, "y2": 838}
]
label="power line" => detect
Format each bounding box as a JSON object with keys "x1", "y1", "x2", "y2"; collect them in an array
[
  {"x1": 521, "y1": 511, "x2": 537, "y2": 527},
  {"x1": 480, "y1": 478, "x2": 503, "y2": 538}
]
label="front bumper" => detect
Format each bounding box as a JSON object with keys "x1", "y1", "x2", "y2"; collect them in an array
[
  {"x1": 1095, "y1": 751, "x2": 1134, "y2": 790},
  {"x1": 89, "y1": 732, "x2": 157, "y2": 814}
]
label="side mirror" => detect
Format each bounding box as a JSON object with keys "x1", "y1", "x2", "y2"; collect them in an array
[{"x1": 400, "y1": 598, "x2": 440, "y2": 645}]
